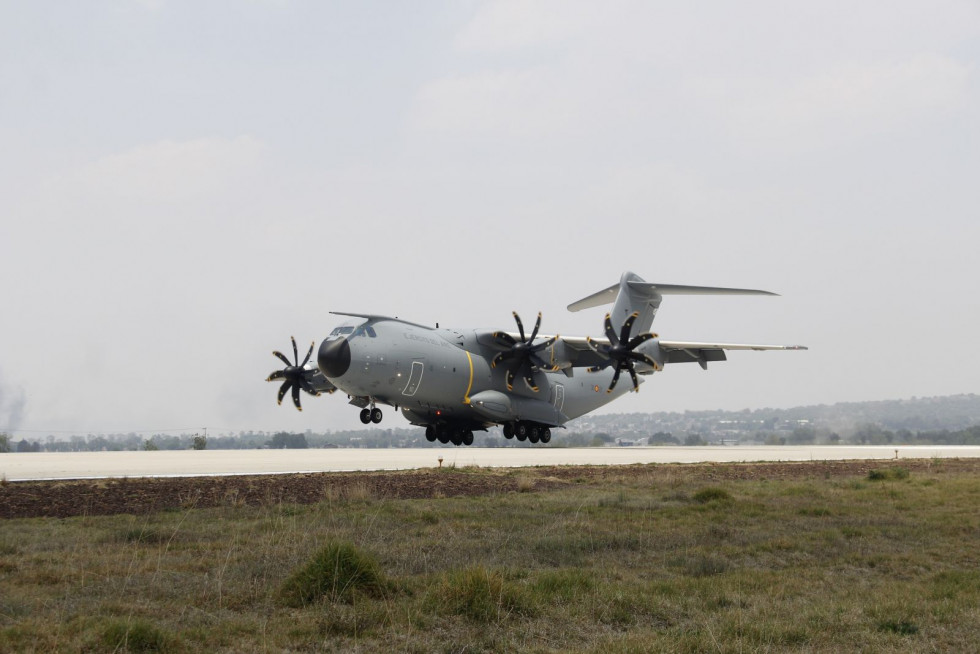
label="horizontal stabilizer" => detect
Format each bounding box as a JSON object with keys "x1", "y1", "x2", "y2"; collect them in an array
[{"x1": 568, "y1": 281, "x2": 777, "y2": 312}]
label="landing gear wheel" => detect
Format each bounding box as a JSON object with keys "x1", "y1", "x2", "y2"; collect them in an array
[
  {"x1": 450, "y1": 431, "x2": 463, "y2": 446},
  {"x1": 540, "y1": 428, "x2": 551, "y2": 444},
  {"x1": 425, "y1": 425, "x2": 437, "y2": 442},
  {"x1": 359, "y1": 408, "x2": 371, "y2": 424},
  {"x1": 528, "y1": 427, "x2": 540, "y2": 444},
  {"x1": 462, "y1": 431, "x2": 474, "y2": 446},
  {"x1": 370, "y1": 408, "x2": 383, "y2": 424},
  {"x1": 515, "y1": 422, "x2": 527, "y2": 442},
  {"x1": 437, "y1": 430, "x2": 450, "y2": 444},
  {"x1": 503, "y1": 423, "x2": 514, "y2": 439}
]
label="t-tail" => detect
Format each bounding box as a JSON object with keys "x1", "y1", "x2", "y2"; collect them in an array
[{"x1": 567, "y1": 271, "x2": 779, "y2": 334}]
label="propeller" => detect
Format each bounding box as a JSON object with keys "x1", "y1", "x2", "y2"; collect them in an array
[
  {"x1": 490, "y1": 312, "x2": 559, "y2": 392},
  {"x1": 587, "y1": 312, "x2": 660, "y2": 393},
  {"x1": 266, "y1": 336, "x2": 320, "y2": 411}
]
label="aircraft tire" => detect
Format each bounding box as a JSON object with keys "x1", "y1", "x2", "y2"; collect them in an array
[
  {"x1": 540, "y1": 428, "x2": 551, "y2": 444},
  {"x1": 371, "y1": 408, "x2": 383, "y2": 424},
  {"x1": 359, "y1": 409, "x2": 371, "y2": 424},
  {"x1": 437, "y1": 429, "x2": 450, "y2": 444},
  {"x1": 528, "y1": 428, "x2": 540, "y2": 444},
  {"x1": 425, "y1": 425, "x2": 437, "y2": 442},
  {"x1": 450, "y1": 431, "x2": 463, "y2": 446},
  {"x1": 515, "y1": 422, "x2": 527, "y2": 441},
  {"x1": 462, "y1": 430, "x2": 474, "y2": 446},
  {"x1": 503, "y1": 423, "x2": 514, "y2": 439}
]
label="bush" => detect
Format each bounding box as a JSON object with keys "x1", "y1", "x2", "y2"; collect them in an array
[
  {"x1": 427, "y1": 566, "x2": 535, "y2": 622},
  {"x1": 101, "y1": 620, "x2": 172, "y2": 653},
  {"x1": 279, "y1": 542, "x2": 389, "y2": 606},
  {"x1": 692, "y1": 487, "x2": 733, "y2": 503},
  {"x1": 867, "y1": 467, "x2": 910, "y2": 481}
]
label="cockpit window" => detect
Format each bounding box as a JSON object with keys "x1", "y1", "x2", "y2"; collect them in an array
[{"x1": 328, "y1": 324, "x2": 376, "y2": 338}]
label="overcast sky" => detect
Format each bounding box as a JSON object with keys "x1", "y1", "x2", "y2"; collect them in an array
[{"x1": 1, "y1": 1, "x2": 978, "y2": 437}]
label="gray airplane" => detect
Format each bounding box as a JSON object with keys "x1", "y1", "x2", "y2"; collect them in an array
[{"x1": 267, "y1": 271, "x2": 806, "y2": 446}]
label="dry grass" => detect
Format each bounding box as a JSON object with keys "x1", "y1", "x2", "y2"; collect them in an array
[{"x1": 1, "y1": 464, "x2": 979, "y2": 652}]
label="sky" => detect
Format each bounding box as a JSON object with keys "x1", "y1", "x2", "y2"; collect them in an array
[{"x1": 1, "y1": 1, "x2": 978, "y2": 437}]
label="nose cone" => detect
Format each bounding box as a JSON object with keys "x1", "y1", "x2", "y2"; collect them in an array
[{"x1": 318, "y1": 338, "x2": 351, "y2": 378}]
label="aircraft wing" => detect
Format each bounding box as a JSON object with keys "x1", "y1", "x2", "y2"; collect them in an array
[
  {"x1": 657, "y1": 340, "x2": 808, "y2": 370},
  {"x1": 550, "y1": 337, "x2": 807, "y2": 371}
]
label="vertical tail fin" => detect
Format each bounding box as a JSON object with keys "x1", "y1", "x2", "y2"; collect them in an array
[{"x1": 568, "y1": 271, "x2": 778, "y2": 334}]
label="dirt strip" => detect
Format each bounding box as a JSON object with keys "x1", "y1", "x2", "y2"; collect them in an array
[{"x1": 2, "y1": 458, "x2": 978, "y2": 519}]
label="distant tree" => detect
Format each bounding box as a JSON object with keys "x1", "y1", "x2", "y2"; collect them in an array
[
  {"x1": 143, "y1": 439, "x2": 159, "y2": 451},
  {"x1": 648, "y1": 431, "x2": 679, "y2": 445},
  {"x1": 764, "y1": 433, "x2": 787, "y2": 445},
  {"x1": 684, "y1": 433, "x2": 707, "y2": 446},
  {"x1": 268, "y1": 432, "x2": 308, "y2": 449},
  {"x1": 0, "y1": 433, "x2": 9, "y2": 453},
  {"x1": 788, "y1": 426, "x2": 816, "y2": 445},
  {"x1": 593, "y1": 432, "x2": 613, "y2": 443},
  {"x1": 192, "y1": 435, "x2": 207, "y2": 450}
]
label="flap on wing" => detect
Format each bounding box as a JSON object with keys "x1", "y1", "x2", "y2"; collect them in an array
[{"x1": 658, "y1": 341, "x2": 808, "y2": 352}]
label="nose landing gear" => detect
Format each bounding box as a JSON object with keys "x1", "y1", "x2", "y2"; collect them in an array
[{"x1": 359, "y1": 406, "x2": 383, "y2": 424}]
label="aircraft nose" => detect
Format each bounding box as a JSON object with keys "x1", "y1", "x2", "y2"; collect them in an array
[{"x1": 318, "y1": 337, "x2": 351, "y2": 378}]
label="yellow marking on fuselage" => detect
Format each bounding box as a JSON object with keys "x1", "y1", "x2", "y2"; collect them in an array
[{"x1": 463, "y1": 350, "x2": 474, "y2": 404}]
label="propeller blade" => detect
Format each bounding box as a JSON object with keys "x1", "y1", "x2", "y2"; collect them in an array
[
  {"x1": 492, "y1": 332, "x2": 517, "y2": 348},
  {"x1": 627, "y1": 364, "x2": 639, "y2": 391},
  {"x1": 291, "y1": 336, "x2": 299, "y2": 366},
  {"x1": 603, "y1": 313, "x2": 618, "y2": 344},
  {"x1": 299, "y1": 380, "x2": 320, "y2": 396},
  {"x1": 300, "y1": 341, "x2": 315, "y2": 367},
  {"x1": 528, "y1": 335, "x2": 558, "y2": 352},
  {"x1": 267, "y1": 370, "x2": 286, "y2": 382},
  {"x1": 620, "y1": 312, "x2": 639, "y2": 344},
  {"x1": 627, "y1": 351, "x2": 659, "y2": 368},
  {"x1": 273, "y1": 350, "x2": 292, "y2": 367},
  {"x1": 607, "y1": 365, "x2": 622, "y2": 393},
  {"x1": 586, "y1": 337, "x2": 611, "y2": 356},
  {"x1": 513, "y1": 312, "x2": 526, "y2": 343},
  {"x1": 291, "y1": 384, "x2": 302, "y2": 411},
  {"x1": 529, "y1": 312, "x2": 542, "y2": 342},
  {"x1": 627, "y1": 332, "x2": 656, "y2": 349},
  {"x1": 277, "y1": 380, "x2": 293, "y2": 405}
]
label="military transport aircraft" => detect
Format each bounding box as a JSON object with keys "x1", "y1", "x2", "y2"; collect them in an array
[{"x1": 267, "y1": 271, "x2": 806, "y2": 446}]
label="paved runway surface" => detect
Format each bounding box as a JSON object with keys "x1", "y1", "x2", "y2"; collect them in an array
[{"x1": 4, "y1": 445, "x2": 980, "y2": 481}]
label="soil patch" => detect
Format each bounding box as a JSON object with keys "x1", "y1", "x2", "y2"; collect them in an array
[{"x1": 2, "y1": 458, "x2": 976, "y2": 519}]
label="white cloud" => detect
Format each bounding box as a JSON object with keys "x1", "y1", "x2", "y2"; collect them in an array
[
  {"x1": 454, "y1": 0, "x2": 594, "y2": 51},
  {"x1": 699, "y1": 54, "x2": 972, "y2": 149},
  {"x1": 409, "y1": 68, "x2": 578, "y2": 138},
  {"x1": 68, "y1": 136, "x2": 264, "y2": 202}
]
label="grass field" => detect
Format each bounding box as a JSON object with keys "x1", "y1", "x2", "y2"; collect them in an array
[{"x1": 1, "y1": 462, "x2": 978, "y2": 652}]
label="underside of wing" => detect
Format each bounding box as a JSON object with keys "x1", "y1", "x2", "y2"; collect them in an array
[{"x1": 658, "y1": 340, "x2": 808, "y2": 369}]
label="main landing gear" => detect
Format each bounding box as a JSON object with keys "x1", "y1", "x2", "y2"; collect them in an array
[
  {"x1": 359, "y1": 407, "x2": 383, "y2": 424},
  {"x1": 425, "y1": 424, "x2": 474, "y2": 447},
  {"x1": 502, "y1": 421, "x2": 551, "y2": 444}
]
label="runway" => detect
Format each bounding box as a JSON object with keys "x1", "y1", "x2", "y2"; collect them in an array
[{"x1": 3, "y1": 445, "x2": 980, "y2": 481}]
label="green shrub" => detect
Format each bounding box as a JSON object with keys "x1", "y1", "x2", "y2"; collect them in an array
[
  {"x1": 279, "y1": 541, "x2": 389, "y2": 606},
  {"x1": 879, "y1": 619, "x2": 919, "y2": 635},
  {"x1": 101, "y1": 620, "x2": 172, "y2": 653},
  {"x1": 427, "y1": 566, "x2": 535, "y2": 622},
  {"x1": 692, "y1": 487, "x2": 733, "y2": 503},
  {"x1": 867, "y1": 467, "x2": 910, "y2": 481}
]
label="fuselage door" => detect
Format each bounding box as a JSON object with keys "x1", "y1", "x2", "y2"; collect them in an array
[
  {"x1": 551, "y1": 383, "x2": 565, "y2": 411},
  {"x1": 402, "y1": 360, "x2": 424, "y2": 396}
]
